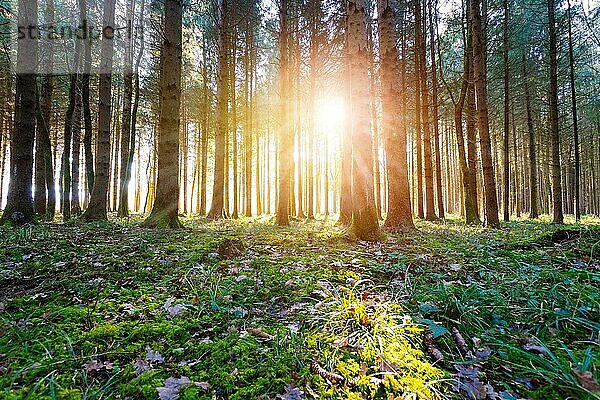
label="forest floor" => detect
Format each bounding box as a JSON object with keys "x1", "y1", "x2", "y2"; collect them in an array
[{"x1": 0, "y1": 216, "x2": 598, "y2": 400}]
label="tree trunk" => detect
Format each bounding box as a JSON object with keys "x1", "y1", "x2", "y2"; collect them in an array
[
  {"x1": 416, "y1": 0, "x2": 436, "y2": 221},
  {"x1": 567, "y1": 0, "x2": 580, "y2": 221},
  {"x1": 414, "y1": 9, "x2": 424, "y2": 220},
  {"x1": 522, "y1": 49, "x2": 538, "y2": 219},
  {"x1": 34, "y1": 0, "x2": 55, "y2": 219},
  {"x1": 276, "y1": 0, "x2": 292, "y2": 226},
  {"x1": 1, "y1": 0, "x2": 37, "y2": 224},
  {"x1": 470, "y1": 0, "x2": 499, "y2": 226},
  {"x1": 377, "y1": 0, "x2": 414, "y2": 230},
  {"x1": 231, "y1": 37, "x2": 239, "y2": 219},
  {"x1": 118, "y1": 0, "x2": 135, "y2": 217},
  {"x1": 502, "y1": 0, "x2": 510, "y2": 222},
  {"x1": 243, "y1": 28, "x2": 252, "y2": 217},
  {"x1": 348, "y1": 0, "x2": 380, "y2": 241},
  {"x1": 208, "y1": 0, "x2": 229, "y2": 219},
  {"x1": 429, "y1": 0, "x2": 444, "y2": 219},
  {"x1": 82, "y1": 0, "x2": 116, "y2": 222},
  {"x1": 142, "y1": 0, "x2": 182, "y2": 228},
  {"x1": 61, "y1": 73, "x2": 76, "y2": 220},
  {"x1": 547, "y1": 0, "x2": 563, "y2": 224},
  {"x1": 71, "y1": 76, "x2": 82, "y2": 215}
]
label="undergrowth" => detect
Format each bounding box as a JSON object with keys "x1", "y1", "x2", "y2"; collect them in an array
[{"x1": 0, "y1": 215, "x2": 598, "y2": 399}]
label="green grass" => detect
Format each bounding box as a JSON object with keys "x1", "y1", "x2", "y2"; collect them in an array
[{"x1": 0, "y1": 215, "x2": 598, "y2": 399}]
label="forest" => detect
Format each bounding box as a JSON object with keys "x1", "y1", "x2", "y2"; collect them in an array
[{"x1": 0, "y1": 0, "x2": 599, "y2": 398}]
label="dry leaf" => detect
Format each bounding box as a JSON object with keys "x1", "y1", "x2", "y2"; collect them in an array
[
  {"x1": 247, "y1": 327, "x2": 274, "y2": 341},
  {"x1": 135, "y1": 358, "x2": 151, "y2": 375},
  {"x1": 276, "y1": 383, "x2": 305, "y2": 400},
  {"x1": 157, "y1": 376, "x2": 193, "y2": 400},
  {"x1": 522, "y1": 342, "x2": 549, "y2": 357},
  {"x1": 332, "y1": 337, "x2": 349, "y2": 348},
  {"x1": 82, "y1": 359, "x2": 103, "y2": 373},
  {"x1": 573, "y1": 369, "x2": 600, "y2": 392},
  {"x1": 146, "y1": 346, "x2": 165, "y2": 363}
]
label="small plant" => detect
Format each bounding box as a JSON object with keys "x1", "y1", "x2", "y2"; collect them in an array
[{"x1": 308, "y1": 282, "x2": 445, "y2": 399}]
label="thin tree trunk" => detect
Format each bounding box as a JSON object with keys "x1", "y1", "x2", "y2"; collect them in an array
[
  {"x1": 118, "y1": 0, "x2": 135, "y2": 217},
  {"x1": 417, "y1": 0, "x2": 436, "y2": 221},
  {"x1": 547, "y1": 0, "x2": 563, "y2": 224},
  {"x1": 470, "y1": 0, "x2": 499, "y2": 226},
  {"x1": 567, "y1": 0, "x2": 580, "y2": 221},
  {"x1": 502, "y1": 0, "x2": 510, "y2": 221},
  {"x1": 429, "y1": 0, "x2": 444, "y2": 219},
  {"x1": 207, "y1": 0, "x2": 229, "y2": 219},
  {"x1": 82, "y1": 0, "x2": 116, "y2": 222},
  {"x1": 276, "y1": 0, "x2": 292, "y2": 226}
]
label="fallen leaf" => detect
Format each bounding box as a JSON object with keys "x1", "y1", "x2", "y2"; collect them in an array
[
  {"x1": 332, "y1": 337, "x2": 349, "y2": 348},
  {"x1": 146, "y1": 346, "x2": 165, "y2": 363},
  {"x1": 82, "y1": 359, "x2": 103, "y2": 373},
  {"x1": 135, "y1": 358, "x2": 151, "y2": 375},
  {"x1": 276, "y1": 383, "x2": 305, "y2": 400},
  {"x1": 157, "y1": 376, "x2": 193, "y2": 400},
  {"x1": 522, "y1": 342, "x2": 549, "y2": 357},
  {"x1": 573, "y1": 369, "x2": 600, "y2": 391},
  {"x1": 247, "y1": 327, "x2": 274, "y2": 341},
  {"x1": 163, "y1": 298, "x2": 188, "y2": 319}
]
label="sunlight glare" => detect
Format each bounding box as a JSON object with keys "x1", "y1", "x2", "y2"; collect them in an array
[{"x1": 316, "y1": 97, "x2": 346, "y2": 135}]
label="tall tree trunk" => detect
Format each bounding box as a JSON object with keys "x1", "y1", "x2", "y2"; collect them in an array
[
  {"x1": 208, "y1": 0, "x2": 229, "y2": 219},
  {"x1": 470, "y1": 0, "x2": 499, "y2": 226},
  {"x1": 307, "y1": 0, "x2": 320, "y2": 220},
  {"x1": 416, "y1": 0, "x2": 436, "y2": 221},
  {"x1": 128, "y1": 0, "x2": 145, "y2": 215},
  {"x1": 348, "y1": 0, "x2": 380, "y2": 241},
  {"x1": 276, "y1": 0, "x2": 292, "y2": 226},
  {"x1": 547, "y1": 0, "x2": 563, "y2": 224},
  {"x1": 522, "y1": 49, "x2": 538, "y2": 219},
  {"x1": 567, "y1": 0, "x2": 580, "y2": 221},
  {"x1": 378, "y1": 0, "x2": 414, "y2": 230},
  {"x1": 118, "y1": 0, "x2": 135, "y2": 217},
  {"x1": 199, "y1": 39, "x2": 209, "y2": 216},
  {"x1": 429, "y1": 0, "x2": 444, "y2": 219},
  {"x1": 0, "y1": 0, "x2": 37, "y2": 224},
  {"x1": 231, "y1": 37, "x2": 239, "y2": 219},
  {"x1": 82, "y1": 0, "x2": 115, "y2": 221},
  {"x1": 367, "y1": 21, "x2": 382, "y2": 220},
  {"x1": 142, "y1": 0, "x2": 182, "y2": 228},
  {"x1": 34, "y1": 0, "x2": 55, "y2": 219},
  {"x1": 79, "y1": 0, "x2": 93, "y2": 202},
  {"x1": 243, "y1": 28, "x2": 252, "y2": 217},
  {"x1": 414, "y1": 33, "x2": 424, "y2": 219},
  {"x1": 61, "y1": 74, "x2": 77, "y2": 220},
  {"x1": 71, "y1": 77, "x2": 82, "y2": 215},
  {"x1": 502, "y1": 0, "x2": 510, "y2": 221}
]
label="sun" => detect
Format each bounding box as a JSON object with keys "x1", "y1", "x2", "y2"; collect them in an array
[{"x1": 316, "y1": 97, "x2": 346, "y2": 135}]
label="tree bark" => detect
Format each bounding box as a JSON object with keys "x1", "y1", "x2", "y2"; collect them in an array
[
  {"x1": 118, "y1": 0, "x2": 135, "y2": 217},
  {"x1": 142, "y1": 0, "x2": 183, "y2": 228},
  {"x1": 429, "y1": 0, "x2": 444, "y2": 219},
  {"x1": 377, "y1": 0, "x2": 414, "y2": 230},
  {"x1": 208, "y1": 0, "x2": 229, "y2": 219},
  {"x1": 502, "y1": 0, "x2": 510, "y2": 221},
  {"x1": 547, "y1": 0, "x2": 563, "y2": 224},
  {"x1": 276, "y1": 0, "x2": 292, "y2": 226},
  {"x1": 0, "y1": 0, "x2": 38, "y2": 224},
  {"x1": 567, "y1": 0, "x2": 580, "y2": 221},
  {"x1": 82, "y1": 0, "x2": 116, "y2": 222},
  {"x1": 470, "y1": 0, "x2": 499, "y2": 226},
  {"x1": 348, "y1": 0, "x2": 380, "y2": 241}
]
